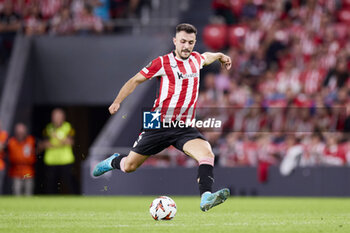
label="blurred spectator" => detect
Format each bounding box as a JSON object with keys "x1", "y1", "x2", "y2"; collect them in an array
[
  {"x1": 241, "y1": 48, "x2": 267, "y2": 78},
  {"x1": 110, "y1": 0, "x2": 127, "y2": 19},
  {"x1": 259, "y1": 0, "x2": 281, "y2": 30},
  {"x1": 299, "y1": 58, "x2": 326, "y2": 95},
  {"x1": 242, "y1": 104, "x2": 267, "y2": 134},
  {"x1": 211, "y1": 0, "x2": 237, "y2": 25},
  {"x1": 300, "y1": 133, "x2": 324, "y2": 167},
  {"x1": 215, "y1": 67, "x2": 230, "y2": 92},
  {"x1": 110, "y1": 0, "x2": 142, "y2": 19},
  {"x1": 243, "y1": 19, "x2": 263, "y2": 54},
  {"x1": 322, "y1": 133, "x2": 346, "y2": 166},
  {"x1": 219, "y1": 132, "x2": 242, "y2": 167},
  {"x1": 313, "y1": 104, "x2": 333, "y2": 132},
  {"x1": 12, "y1": 0, "x2": 32, "y2": 16},
  {"x1": 0, "y1": 120, "x2": 8, "y2": 194},
  {"x1": 70, "y1": 0, "x2": 85, "y2": 17},
  {"x1": 91, "y1": 0, "x2": 110, "y2": 22},
  {"x1": 24, "y1": 3, "x2": 46, "y2": 36},
  {"x1": 73, "y1": 4, "x2": 103, "y2": 34},
  {"x1": 276, "y1": 59, "x2": 301, "y2": 95},
  {"x1": 7, "y1": 123, "x2": 36, "y2": 196},
  {"x1": 279, "y1": 135, "x2": 303, "y2": 176},
  {"x1": 128, "y1": 0, "x2": 142, "y2": 17},
  {"x1": 0, "y1": 1, "x2": 21, "y2": 31},
  {"x1": 41, "y1": 0, "x2": 63, "y2": 20},
  {"x1": 323, "y1": 59, "x2": 350, "y2": 92},
  {"x1": 49, "y1": 6, "x2": 74, "y2": 35},
  {"x1": 241, "y1": 0, "x2": 258, "y2": 20},
  {"x1": 256, "y1": 133, "x2": 279, "y2": 182},
  {"x1": 264, "y1": 24, "x2": 288, "y2": 69},
  {"x1": 0, "y1": 0, "x2": 21, "y2": 63},
  {"x1": 42, "y1": 108, "x2": 75, "y2": 194}
]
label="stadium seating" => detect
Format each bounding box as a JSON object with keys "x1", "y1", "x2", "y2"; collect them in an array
[{"x1": 203, "y1": 24, "x2": 228, "y2": 50}]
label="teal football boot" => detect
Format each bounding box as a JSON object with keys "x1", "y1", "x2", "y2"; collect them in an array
[
  {"x1": 200, "y1": 188, "x2": 230, "y2": 212},
  {"x1": 93, "y1": 153, "x2": 120, "y2": 177}
]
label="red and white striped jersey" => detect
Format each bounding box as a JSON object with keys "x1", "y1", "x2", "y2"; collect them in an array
[
  {"x1": 300, "y1": 69, "x2": 326, "y2": 95},
  {"x1": 41, "y1": 0, "x2": 62, "y2": 19},
  {"x1": 140, "y1": 51, "x2": 205, "y2": 122}
]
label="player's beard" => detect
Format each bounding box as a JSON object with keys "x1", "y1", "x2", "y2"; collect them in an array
[{"x1": 178, "y1": 48, "x2": 192, "y2": 60}]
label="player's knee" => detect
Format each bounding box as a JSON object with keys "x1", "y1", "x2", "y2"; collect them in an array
[
  {"x1": 123, "y1": 162, "x2": 138, "y2": 173},
  {"x1": 204, "y1": 150, "x2": 215, "y2": 159},
  {"x1": 197, "y1": 150, "x2": 215, "y2": 166}
]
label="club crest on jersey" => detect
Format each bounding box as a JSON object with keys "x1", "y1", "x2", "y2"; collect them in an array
[
  {"x1": 177, "y1": 72, "x2": 199, "y2": 79},
  {"x1": 143, "y1": 110, "x2": 161, "y2": 129}
]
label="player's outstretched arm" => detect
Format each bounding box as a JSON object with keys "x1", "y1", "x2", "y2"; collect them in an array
[
  {"x1": 202, "y1": 52, "x2": 232, "y2": 70},
  {"x1": 109, "y1": 73, "x2": 147, "y2": 115}
]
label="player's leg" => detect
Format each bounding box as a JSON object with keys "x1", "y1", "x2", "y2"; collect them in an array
[
  {"x1": 112, "y1": 151, "x2": 148, "y2": 173},
  {"x1": 60, "y1": 164, "x2": 75, "y2": 194},
  {"x1": 183, "y1": 138, "x2": 215, "y2": 194},
  {"x1": 183, "y1": 138, "x2": 230, "y2": 212},
  {"x1": 24, "y1": 178, "x2": 34, "y2": 196},
  {"x1": 12, "y1": 178, "x2": 22, "y2": 196},
  {"x1": 93, "y1": 129, "x2": 170, "y2": 177},
  {"x1": 46, "y1": 165, "x2": 58, "y2": 194},
  {"x1": 93, "y1": 151, "x2": 148, "y2": 176},
  {"x1": 183, "y1": 138, "x2": 216, "y2": 195}
]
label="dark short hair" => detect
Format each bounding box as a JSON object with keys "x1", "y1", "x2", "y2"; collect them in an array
[{"x1": 176, "y1": 23, "x2": 197, "y2": 35}]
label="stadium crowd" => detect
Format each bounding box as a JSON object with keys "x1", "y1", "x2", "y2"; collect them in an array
[
  {"x1": 145, "y1": 0, "x2": 350, "y2": 171},
  {"x1": 0, "y1": 0, "x2": 146, "y2": 36},
  {"x1": 0, "y1": 0, "x2": 146, "y2": 62}
]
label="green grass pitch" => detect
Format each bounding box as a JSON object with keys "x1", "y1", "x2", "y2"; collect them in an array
[{"x1": 0, "y1": 196, "x2": 350, "y2": 233}]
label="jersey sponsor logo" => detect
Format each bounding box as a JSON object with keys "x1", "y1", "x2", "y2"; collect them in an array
[
  {"x1": 177, "y1": 72, "x2": 199, "y2": 79},
  {"x1": 143, "y1": 111, "x2": 161, "y2": 129}
]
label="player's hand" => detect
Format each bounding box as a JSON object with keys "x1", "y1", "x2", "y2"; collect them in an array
[
  {"x1": 109, "y1": 102, "x2": 120, "y2": 115},
  {"x1": 219, "y1": 55, "x2": 232, "y2": 70}
]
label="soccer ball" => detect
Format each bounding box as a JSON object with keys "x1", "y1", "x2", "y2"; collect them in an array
[{"x1": 149, "y1": 196, "x2": 177, "y2": 220}]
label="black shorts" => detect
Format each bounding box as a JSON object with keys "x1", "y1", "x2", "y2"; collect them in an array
[{"x1": 131, "y1": 127, "x2": 206, "y2": 156}]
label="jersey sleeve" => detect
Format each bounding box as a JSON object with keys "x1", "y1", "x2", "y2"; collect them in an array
[
  {"x1": 192, "y1": 52, "x2": 205, "y2": 69},
  {"x1": 139, "y1": 56, "x2": 165, "y2": 79}
]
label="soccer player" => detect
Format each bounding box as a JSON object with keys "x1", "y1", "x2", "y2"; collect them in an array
[{"x1": 93, "y1": 23, "x2": 232, "y2": 211}]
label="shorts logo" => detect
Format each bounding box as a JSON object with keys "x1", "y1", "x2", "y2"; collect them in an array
[
  {"x1": 133, "y1": 131, "x2": 145, "y2": 148},
  {"x1": 143, "y1": 110, "x2": 161, "y2": 129}
]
